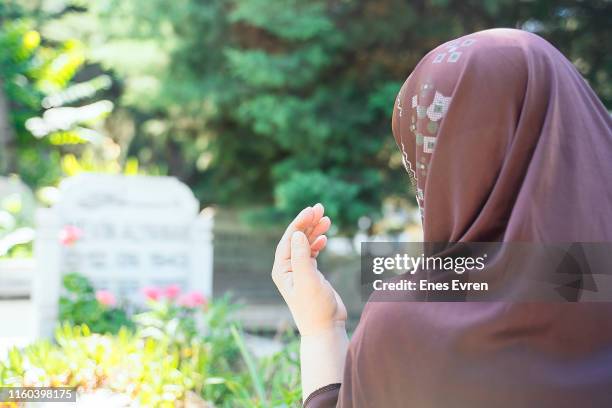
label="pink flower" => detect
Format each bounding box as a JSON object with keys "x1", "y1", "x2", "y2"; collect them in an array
[
  {"x1": 59, "y1": 225, "x2": 83, "y2": 246},
  {"x1": 163, "y1": 284, "x2": 181, "y2": 300},
  {"x1": 142, "y1": 286, "x2": 162, "y2": 301},
  {"x1": 95, "y1": 290, "x2": 116, "y2": 307},
  {"x1": 177, "y1": 291, "x2": 207, "y2": 309}
]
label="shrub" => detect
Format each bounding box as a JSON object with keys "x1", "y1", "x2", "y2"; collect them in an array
[
  {"x1": 59, "y1": 273, "x2": 133, "y2": 334},
  {"x1": 2, "y1": 273, "x2": 303, "y2": 407}
]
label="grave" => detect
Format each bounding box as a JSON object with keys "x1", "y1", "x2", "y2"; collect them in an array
[{"x1": 33, "y1": 174, "x2": 213, "y2": 337}]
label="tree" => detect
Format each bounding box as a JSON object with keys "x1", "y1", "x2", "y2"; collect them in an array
[
  {"x1": 19, "y1": 0, "x2": 612, "y2": 231},
  {"x1": 0, "y1": 1, "x2": 125, "y2": 189}
]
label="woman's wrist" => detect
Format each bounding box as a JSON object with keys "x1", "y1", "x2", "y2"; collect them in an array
[
  {"x1": 299, "y1": 319, "x2": 347, "y2": 338},
  {"x1": 300, "y1": 322, "x2": 349, "y2": 401}
]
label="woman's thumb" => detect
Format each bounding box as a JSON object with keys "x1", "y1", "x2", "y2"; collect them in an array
[{"x1": 291, "y1": 231, "x2": 314, "y2": 278}]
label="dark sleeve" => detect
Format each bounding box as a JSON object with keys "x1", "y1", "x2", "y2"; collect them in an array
[{"x1": 303, "y1": 383, "x2": 341, "y2": 408}]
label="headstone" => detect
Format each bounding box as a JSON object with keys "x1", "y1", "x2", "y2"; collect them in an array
[{"x1": 32, "y1": 174, "x2": 213, "y2": 337}]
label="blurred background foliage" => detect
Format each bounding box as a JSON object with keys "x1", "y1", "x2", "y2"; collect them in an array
[{"x1": 1, "y1": 0, "x2": 610, "y2": 232}]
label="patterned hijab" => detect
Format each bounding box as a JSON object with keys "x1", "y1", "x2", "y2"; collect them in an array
[
  {"x1": 328, "y1": 29, "x2": 612, "y2": 408},
  {"x1": 392, "y1": 28, "x2": 612, "y2": 243}
]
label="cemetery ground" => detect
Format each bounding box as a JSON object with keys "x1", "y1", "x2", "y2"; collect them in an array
[
  {"x1": 0, "y1": 175, "x2": 306, "y2": 407},
  {"x1": 0, "y1": 277, "x2": 302, "y2": 408}
]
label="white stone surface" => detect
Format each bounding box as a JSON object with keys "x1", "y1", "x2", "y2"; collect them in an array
[
  {"x1": 33, "y1": 174, "x2": 214, "y2": 337},
  {"x1": 0, "y1": 300, "x2": 36, "y2": 360},
  {"x1": 0, "y1": 259, "x2": 35, "y2": 298}
]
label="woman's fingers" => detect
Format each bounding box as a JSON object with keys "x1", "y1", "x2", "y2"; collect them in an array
[
  {"x1": 290, "y1": 231, "x2": 319, "y2": 288},
  {"x1": 308, "y1": 216, "x2": 331, "y2": 243},
  {"x1": 304, "y1": 203, "x2": 324, "y2": 237},
  {"x1": 275, "y1": 206, "x2": 314, "y2": 261},
  {"x1": 312, "y1": 202, "x2": 324, "y2": 222},
  {"x1": 310, "y1": 235, "x2": 327, "y2": 256},
  {"x1": 274, "y1": 204, "x2": 331, "y2": 272},
  {"x1": 307, "y1": 216, "x2": 330, "y2": 257},
  {"x1": 275, "y1": 204, "x2": 327, "y2": 259}
]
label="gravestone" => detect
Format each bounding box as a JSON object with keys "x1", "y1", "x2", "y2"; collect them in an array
[{"x1": 33, "y1": 174, "x2": 213, "y2": 337}]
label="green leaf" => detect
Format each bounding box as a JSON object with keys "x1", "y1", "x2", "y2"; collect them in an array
[{"x1": 230, "y1": 325, "x2": 266, "y2": 403}]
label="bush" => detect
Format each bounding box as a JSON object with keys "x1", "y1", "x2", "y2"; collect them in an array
[
  {"x1": 59, "y1": 273, "x2": 133, "y2": 334},
  {"x1": 2, "y1": 274, "x2": 302, "y2": 407}
]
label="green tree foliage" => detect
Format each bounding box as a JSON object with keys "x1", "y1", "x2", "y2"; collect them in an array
[
  {"x1": 0, "y1": 3, "x2": 57, "y2": 184},
  {"x1": 0, "y1": 1, "x2": 118, "y2": 189},
  {"x1": 9, "y1": 0, "x2": 612, "y2": 231},
  {"x1": 87, "y1": 0, "x2": 610, "y2": 232}
]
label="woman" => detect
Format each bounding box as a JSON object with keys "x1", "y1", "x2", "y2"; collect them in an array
[{"x1": 271, "y1": 28, "x2": 612, "y2": 407}]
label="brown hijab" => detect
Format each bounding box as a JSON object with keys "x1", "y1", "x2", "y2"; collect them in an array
[{"x1": 306, "y1": 29, "x2": 612, "y2": 407}]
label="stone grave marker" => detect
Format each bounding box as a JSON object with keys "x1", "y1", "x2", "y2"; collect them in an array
[{"x1": 33, "y1": 174, "x2": 213, "y2": 337}]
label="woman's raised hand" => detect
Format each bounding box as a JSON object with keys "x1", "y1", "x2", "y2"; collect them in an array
[{"x1": 271, "y1": 204, "x2": 348, "y2": 336}]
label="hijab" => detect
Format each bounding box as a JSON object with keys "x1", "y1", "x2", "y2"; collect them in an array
[
  {"x1": 322, "y1": 28, "x2": 612, "y2": 408},
  {"x1": 392, "y1": 28, "x2": 612, "y2": 243}
]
